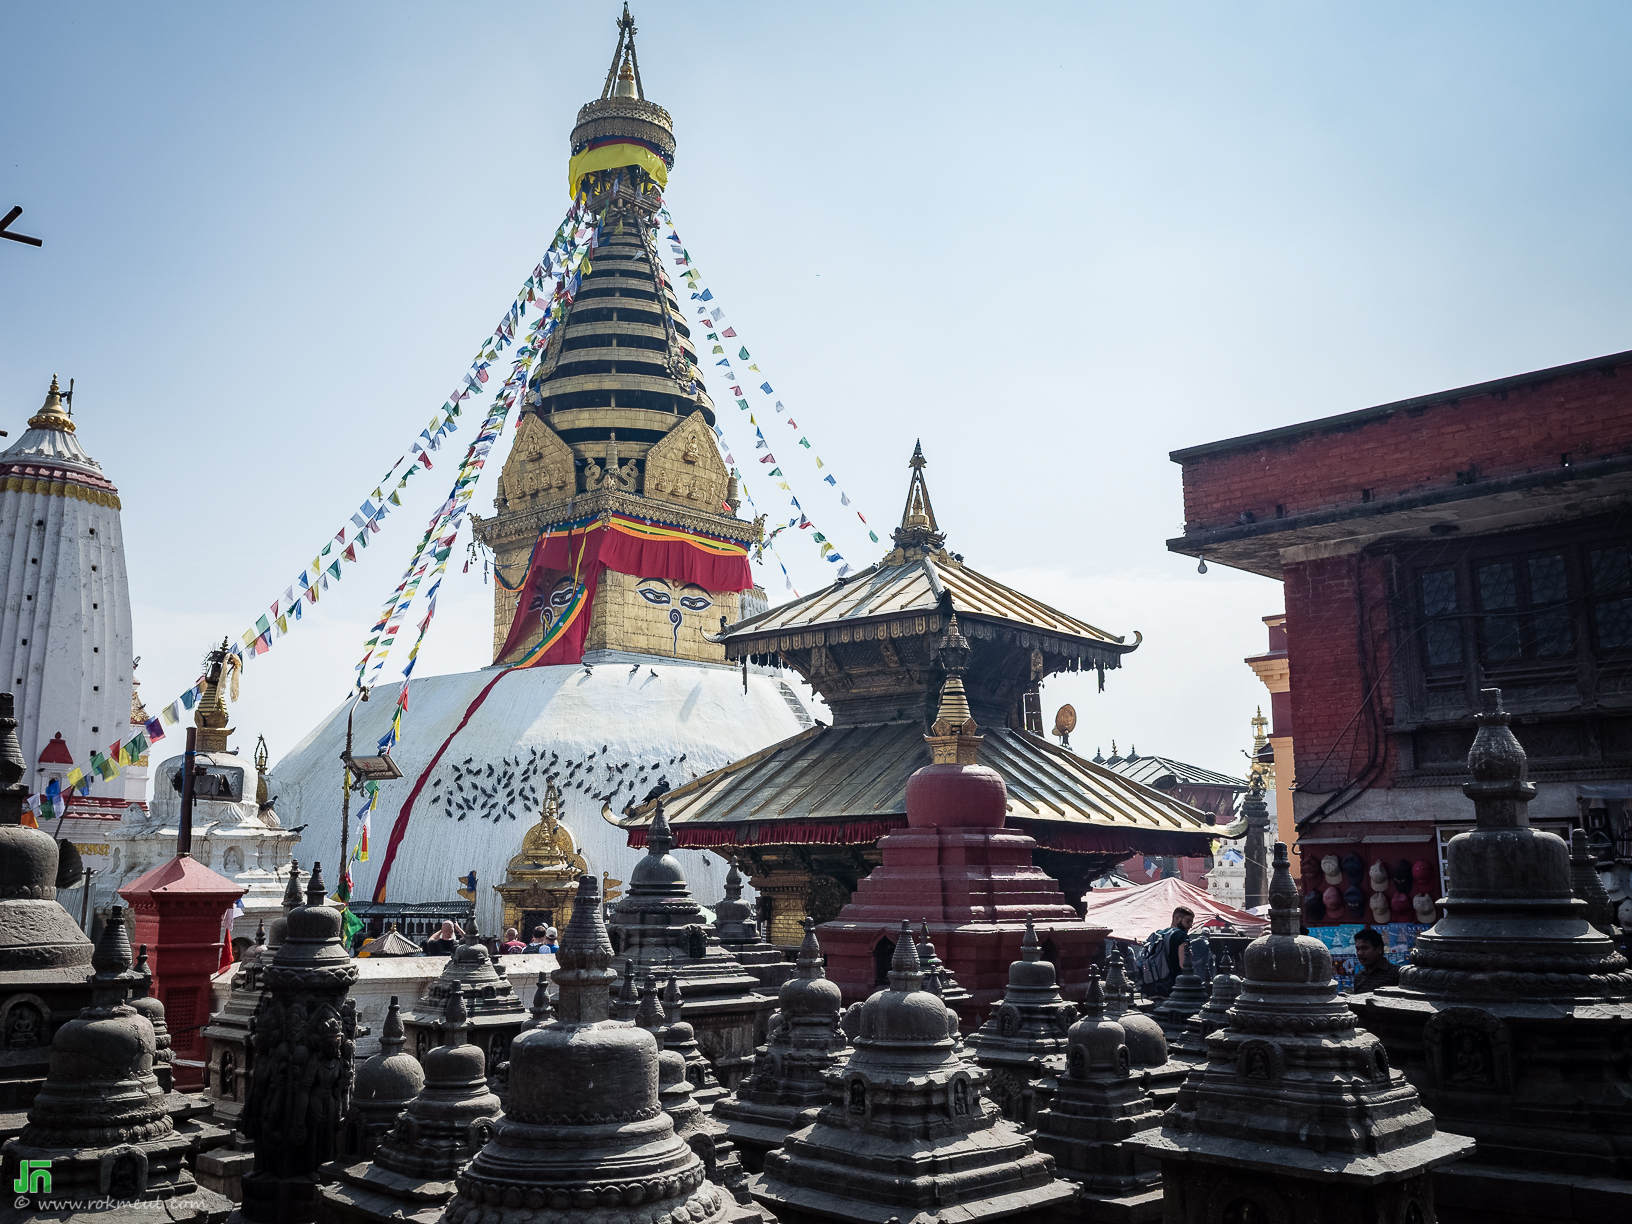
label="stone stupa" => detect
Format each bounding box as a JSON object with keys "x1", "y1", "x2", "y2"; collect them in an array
[
  {"x1": 439, "y1": 873, "x2": 759, "y2": 1224},
  {"x1": 715, "y1": 917, "x2": 852, "y2": 1172},
  {"x1": 1354, "y1": 687, "x2": 1632, "y2": 1220},
  {"x1": 1101, "y1": 947, "x2": 1190, "y2": 1111},
  {"x1": 322, "y1": 985, "x2": 502, "y2": 1224},
  {"x1": 1, "y1": 905, "x2": 233, "y2": 1221},
  {"x1": 711, "y1": 863, "x2": 794, "y2": 990},
  {"x1": 0, "y1": 690, "x2": 95, "y2": 1140},
  {"x1": 635, "y1": 973, "x2": 758, "y2": 1209},
  {"x1": 340, "y1": 995, "x2": 426, "y2": 1161},
  {"x1": 1128, "y1": 842, "x2": 1475, "y2": 1222},
  {"x1": 967, "y1": 914, "x2": 1077, "y2": 1125},
  {"x1": 401, "y1": 917, "x2": 526, "y2": 1074},
  {"x1": 610, "y1": 802, "x2": 775, "y2": 1088},
  {"x1": 1031, "y1": 969, "x2": 1163, "y2": 1221},
  {"x1": 752, "y1": 919, "x2": 1073, "y2": 1224}
]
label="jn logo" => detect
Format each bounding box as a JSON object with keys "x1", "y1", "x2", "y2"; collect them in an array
[{"x1": 13, "y1": 1159, "x2": 51, "y2": 1193}]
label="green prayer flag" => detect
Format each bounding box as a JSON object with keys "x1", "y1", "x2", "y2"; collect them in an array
[
  {"x1": 328, "y1": 561, "x2": 342, "y2": 580},
  {"x1": 738, "y1": 347, "x2": 750, "y2": 360}
]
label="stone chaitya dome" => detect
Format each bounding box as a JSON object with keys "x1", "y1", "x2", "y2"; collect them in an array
[
  {"x1": 967, "y1": 915, "x2": 1077, "y2": 1125},
  {"x1": 1354, "y1": 688, "x2": 1632, "y2": 1190},
  {"x1": 346, "y1": 994, "x2": 425, "y2": 1157},
  {"x1": 443, "y1": 873, "x2": 748, "y2": 1224},
  {"x1": 1102, "y1": 948, "x2": 1168, "y2": 1069},
  {"x1": 1127, "y1": 842, "x2": 1475, "y2": 1221},
  {"x1": 752, "y1": 919, "x2": 1072, "y2": 1223},
  {"x1": 714, "y1": 918, "x2": 852, "y2": 1174}
]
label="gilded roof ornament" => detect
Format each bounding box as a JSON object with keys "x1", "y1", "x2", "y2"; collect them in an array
[
  {"x1": 27, "y1": 375, "x2": 76, "y2": 434},
  {"x1": 926, "y1": 615, "x2": 982, "y2": 765},
  {"x1": 889, "y1": 439, "x2": 947, "y2": 561},
  {"x1": 194, "y1": 637, "x2": 239, "y2": 753}
]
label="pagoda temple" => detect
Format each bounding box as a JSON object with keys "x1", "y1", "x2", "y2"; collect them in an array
[
  {"x1": 613, "y1": 446, "x2": 1233, "y2": 945},
  {"x1": 275, "y1": 0, "x2": 811, "y2": 923}
]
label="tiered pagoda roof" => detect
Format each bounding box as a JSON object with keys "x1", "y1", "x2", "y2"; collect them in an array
[{"x1": 613, "y1": 446, "x2": 1235, "y2": 868}]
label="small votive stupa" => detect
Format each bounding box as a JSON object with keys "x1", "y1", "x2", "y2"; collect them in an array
[
  {"x1": 635, "y1": 973, "x2": 757, "y2": 1209},
  {"x1": 1355, "y1": 687, "x2": 1632, "y2": 1220},
  {"x1": 1031, "y1": 969, "x2": 1163, "y2": 1221},
  {"x1": 340, "y1": 995, "x2": 425, "y2": 1161},
  {"x1": 712, "y1": 863, "x2": 794, "y2": 990},
  {"x1": 0, "y1": 692, "x2": 95, "y2": 1139},
  {"x1": 819, "y1": 619, "x2": 1104, "y2": 1027},
  {"x1": 1, "y1": 907, "x2": 233, "y2": 1221},
  {"x1": 1101, "y1": 947, "x2": 1189, "y2": 1111},
  {"x1": 401, "y1": 918, "x2": 525, "y2": 1071},
  {"x1": 322, "y1": 986, "x2": 502, "y2": 1224},
  {"x1": 439, "y1": 873, "x2": 758, "y2": 1224},
  {"x1": 967, "y1": 914, "x2": 1077, "y2": 1125},
  {"x1": 610, "y1": 802, "x2": 774, "y2": 1088},
  {"x1": 752, "y1": 919, "x2": 1073, "y2": 1224},
  {"x1": 1128, "y1": 843, "x2": 1475, "y2": 1223},
  {"x1": 714, "y1": 917, "x2": 852, "y2": 1172}
]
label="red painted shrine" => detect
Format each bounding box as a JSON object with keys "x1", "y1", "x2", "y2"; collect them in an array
[{"x1": 819, "y1": 616, "x2": 1105, "y2": 1027}]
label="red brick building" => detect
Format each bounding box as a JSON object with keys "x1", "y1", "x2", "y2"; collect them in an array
[{"x1": 1167, "y1": 348, "x2": 1632, "y2": 910}]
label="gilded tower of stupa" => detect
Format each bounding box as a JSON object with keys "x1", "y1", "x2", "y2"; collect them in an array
[{"x1": 474, "y1": 5, "x2": 764, "y2": 668}]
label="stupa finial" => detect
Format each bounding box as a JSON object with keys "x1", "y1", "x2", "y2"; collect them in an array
[
  {"x1": 887, "y1": 919, "x2": 923, "y2": 992},
  {"x1": 1083, "y1": 966, "x2": 1105, "y2": 1020},
  {"x1": 89, "y1": 905, "x2": 138, "y2": 1008},
  {"x1": 1268, "y1": 841, "x2": 1300, "y2": 936},
  {"x1": 381, "y1": 995, "x2": 406, "y2": 1056},
  {"x1": 890, "y1": 441, "x2": 945, "y2": 558},
  {"x1": 0, "y1": 691, "x2": 26, "y2": 819},
  {"x1": 926, "y1": 615, "x2": 981, "y2": 764},
  {"x1": 554, "y1": 874, "x2": 617, "y2": 1022},
  {"x1": 281, "y1": 859, "x2": 302, "y2": 910},
  {"x1": 636, "y1": 972, "x2": 665, "y2": 1029},
  {"x1": 648, "y1": 799, "x2": 673, "y2": 855},
  {"x1": 1021, "y1": 914, "x2": 1039, "y2": 962},
  {"x1": 662, "y1": 971, "x2": 684, "y2": 1024},
  {"x1": 796, "y1": 916, "x2": 826, "y2": 979},
  {"x1": 306, "y1": 861, "x2": 327, "y2": 907}
]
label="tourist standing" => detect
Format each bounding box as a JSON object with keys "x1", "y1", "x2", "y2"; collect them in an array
[{"x1": 500, "y1": 926, "x2": 527, "y2": 954}]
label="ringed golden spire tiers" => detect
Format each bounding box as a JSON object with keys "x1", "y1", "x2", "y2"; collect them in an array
[
  {"x1": 890, "y1": 440, "x2": 946, "y2": 561},
  {"x1": 27, "y1": 375, "x2": 75, "y2": 433},
  {"x1": 926, "y1": 615, "x2": 983, "y2": 765}
]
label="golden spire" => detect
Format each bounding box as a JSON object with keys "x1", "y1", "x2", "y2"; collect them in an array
[
  {"x1": 254, "y1": 734, "x2": 270, "y2": 806},
  {"x1": 27, "y1": 375, "x2": 75, "y2": 434},
  {"x1": 614, "y1": 50, "x2": 638, "y2": 97},
  {"x1": 194, "y1": 638, "x2": 239, "y2": 754},
  {"x1": 889, "y1": 440, "x2": 946, "y2": 559},
  {"x1": 925, "y1": 615, "x2": 982, "y2": 765}
]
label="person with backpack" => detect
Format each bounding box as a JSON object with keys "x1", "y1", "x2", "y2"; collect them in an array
[{"x1": 1137, "y1": 906, "x2": 1196, "y2": 999}]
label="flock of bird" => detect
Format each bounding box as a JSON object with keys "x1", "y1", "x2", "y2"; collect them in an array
[{"x1": 431, "y1": 744, "x2": 684, "y2": 822}]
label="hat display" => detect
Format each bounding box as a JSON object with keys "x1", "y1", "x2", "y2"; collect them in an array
[
  {"x1": 1323, "y1": 885, "x2": 1343, "y2": 913},
  {"x1": 1341, "y1": 853, "x2": 1365, "y2": 885},
  {"x1": 1412, "y1": 859, "x2": 1434, "y2": 886},
  {"x1": 1321, "y1": 855, "x2": 1343, "y2": 885},
  {"x1": 1391, "y1": 859, "x2": 1413, "y2": 893},
  {"x1": 1368, "y1": 861, "x2": 1389, "y2": 892},
  {"x1": 1413, "y1": 893, "x2": 1438, "y2": 924},
  {"x1": 1343, "y1": 885, "x2": 1364, "y2": 916},
  {"x1": 1369, "y1": 892, "x2": 1391, "y2": 924},
  {"x1": 1304, "y1": 890, "x2": 1327, "y2": 923},
  {"x1": 1389, "y1": 892, "x2": 1413, "y2": 920}
]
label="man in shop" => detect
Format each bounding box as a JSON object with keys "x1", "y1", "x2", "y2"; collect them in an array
[{"x1": 1351, "y1": 927, "x2": 1400, "y2": 993}]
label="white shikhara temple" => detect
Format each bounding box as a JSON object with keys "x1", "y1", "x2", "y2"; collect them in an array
[{"x1": 0, "y1": 377, "x2": 134, "y2": 810}]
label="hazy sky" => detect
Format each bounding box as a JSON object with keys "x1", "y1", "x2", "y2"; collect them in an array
[{"x1": 4, "y1": 2, "x2": 1630, "y2": 797}]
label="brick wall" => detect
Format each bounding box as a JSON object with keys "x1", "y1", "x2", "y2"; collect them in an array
[
  {"x1": 1179, "y1": 357, "x2": 1632, "y2": 532},
  {"x1": 1284, "y1": 552, "x2": 1397, "y2": 798}
]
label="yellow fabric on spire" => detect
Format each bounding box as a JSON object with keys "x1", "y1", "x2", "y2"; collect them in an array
[{"x1": 567, "y1": 142, "x2": 670, "y2": 198}]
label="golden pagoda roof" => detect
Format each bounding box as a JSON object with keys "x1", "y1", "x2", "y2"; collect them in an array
[
  {"x1": 611, "y1": 722, "x2": 1236, "y2": 856},
  {"x1": 721, "y1": 442, "x2": 1136, "y2": 660}
]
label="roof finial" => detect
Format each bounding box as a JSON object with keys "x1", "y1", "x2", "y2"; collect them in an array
[
  {"x1": 601, "y1": 3, "x2": 644, "y2": 101},
  {"x1": 647, "y1": 799, "x2": 673, "y2": 855},
  {"x1": 890, "y1": 442, "x2": 944, "y2": 559},
  {"x1": 27, "y1": 374, "x2": 76, "y2": 434}
]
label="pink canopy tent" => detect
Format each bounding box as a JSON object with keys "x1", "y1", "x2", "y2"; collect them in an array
[{"x1": 1080, "y1": 876, "x2": 1267, "y2": 943}]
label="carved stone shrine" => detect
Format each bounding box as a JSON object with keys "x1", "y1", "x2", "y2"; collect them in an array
[
  {"x1": 1355, "y1": 688, "x2": 1632, "y2": 1223},
  {"x1": 439, "y1": 872, "x2": 756, "y2": 1224},
  {"x1": 752, "y1": 919, "x2": 1073, "y2": 1224},
  {"x1": 1127, "y1": 842, "x2": 1475, "y2": 1224},
  {"x1": 401, "y1": 918, "x2": 525, "y2": 1077},
  {"x1": 608, "y1": 803, "x2": 774, "y2": 1088},
  {"x1": 712, "y1": 863, "x2": 794, "y2": 991},
  {"x1": 967, "y1": 914, "x2": 1077, "y2": 1126},
  {"x1": 321, "y1": 985, "x2": 501, "y2": 1224},
  {"x1": 239, "y1": 863, "x2": 360, "y2": 1223},
  {"x1": 1, "y1": 905, "x2": 233, "y2": 1221},
  {"x1": 715, "y1": 917, "x2": 852, "y2": 1173}
]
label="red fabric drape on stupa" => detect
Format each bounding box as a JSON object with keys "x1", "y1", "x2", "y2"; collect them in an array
[{"x1": 495, "y1": 516, "x2": 753, "y2": 666}]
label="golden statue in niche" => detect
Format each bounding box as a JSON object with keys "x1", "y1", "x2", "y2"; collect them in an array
[{"x1": 492, "y1": 779, "x2": 589, "y2": 938}]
